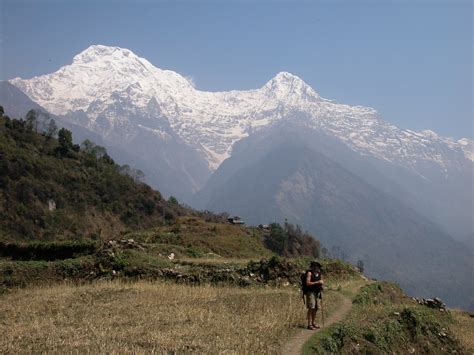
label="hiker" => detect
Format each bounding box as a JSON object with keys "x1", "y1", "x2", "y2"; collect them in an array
[{"x1": 303, "y1": 260, "x2": 324, "y2": 330}]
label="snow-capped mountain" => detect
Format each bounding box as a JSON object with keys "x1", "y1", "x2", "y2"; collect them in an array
[
  {"x1": 7, "y1": 44, "x2": 473, "y2": 238},
  {"x1": 10, "y1": 45, "x2": 472, "y2": 172}
]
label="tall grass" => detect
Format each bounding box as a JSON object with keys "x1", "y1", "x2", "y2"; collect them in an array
[{"x1": 1, "y1": 280, "x2": 306, "y2": 353}]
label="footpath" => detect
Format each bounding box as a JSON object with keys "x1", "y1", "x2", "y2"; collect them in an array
[{"x1": 281, "y1": 281, "x2": 366, "y2": 355}]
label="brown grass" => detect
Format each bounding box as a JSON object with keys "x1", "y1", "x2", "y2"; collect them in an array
[
  {"x1": 303, "y1": 281, "x2": 469, "y2": 355},
  {"x1": 0, "y1": 280, "x2": 313, "y2": 353},
  {"x1": 451, "y1": 309, "x2": 474, "y2": 353},
  {"x1": 134, "y1": 216, "x2": 273, "y2": 259}
]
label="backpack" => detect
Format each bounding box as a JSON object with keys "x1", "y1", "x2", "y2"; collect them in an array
[{"x1": 300, "y1": 270, "x2": 310, "y2": 294}]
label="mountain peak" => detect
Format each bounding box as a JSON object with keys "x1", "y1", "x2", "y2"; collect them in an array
[
  {"x1": 268, "y1": 71, "x2": 307, "y2": 87},
  {"x1": 263, "y1": 71, "x2": 319, "y2": 100},
  {"x1": 72, "y1": 45, "x2": 139, "y2": 65},
  {"x1": 273, "y1": 71, "x2": 303, "y2": 82}
]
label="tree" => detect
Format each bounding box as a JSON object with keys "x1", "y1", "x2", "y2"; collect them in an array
[
  {"x1": 265, "y1": 223, "x2": 287, "y2": 255},
  {"x1": 131, "y1": 168, "x2": 144, "y2": 182},
  {"x1": 357, "y1": 260, "x2": 365, "y2": 273},
  {"x1": 81, "y1": 139, "x2": 96, "y2": 153},
  {"x1": 168, "y1": 196, "x2": 179, "y2": 205},
  {"x1": 263, "y1": 221, "x2": 320, "y2": 257},
  {"x1": 118, "y1": 164, "x2": 132, "y2": 176},
  {"x1": 45, "y1": 119, "x2": 58, "y2": 139},
  {"x1": 58, "y1": 128, "x2": 73, "y2": 148},
  {"x1": 25, "y1": 110, "x2": 38, "y2": 132},
  {"x1": 56, "y1": 128, "x2": 74, "y2": 156},
  {"x1": 119, "y1": 164, "x2": 144, "y2": 181},
  {"x1": 81, "y1": 139, "x2": 112, "y2": 161}
]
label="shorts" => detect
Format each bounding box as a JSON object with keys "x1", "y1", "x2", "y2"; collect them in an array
[{"x1": 305, "y1": 291, "x2": 320, "y2": 310}]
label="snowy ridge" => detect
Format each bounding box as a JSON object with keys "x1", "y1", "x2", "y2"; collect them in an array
[{"x1": 10, "y1": 45, "x2": 473, "y2": 171}]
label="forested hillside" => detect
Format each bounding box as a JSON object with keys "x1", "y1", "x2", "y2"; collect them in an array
[
  {"x1": 0, "y1": 107, "x2": 192, "y2": 242},
  {"x1": 0, "y1": 107, "x2": 321, "y2": 261}
]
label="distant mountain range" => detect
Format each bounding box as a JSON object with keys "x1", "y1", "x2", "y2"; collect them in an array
[{"x1": 1, "y1": 45, "x2": 472, "y2": 308}]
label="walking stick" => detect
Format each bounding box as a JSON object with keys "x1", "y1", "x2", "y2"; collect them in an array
[{"x1": 320, "y1": 292, "x2": 325, "y2": 328}]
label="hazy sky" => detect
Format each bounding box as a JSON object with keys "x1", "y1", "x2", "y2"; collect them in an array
[{"x1": 1, "y1": 0, "x2": 472, "y2": 138}]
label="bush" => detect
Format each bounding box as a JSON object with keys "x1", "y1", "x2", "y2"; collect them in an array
[
  {"x1": 321, "y1": 323, "x2": 357, "y2": 352},
  {"x1": 0, "y1": 240, "x2": 98, "y2": 261},
  {"x1": 186, "y1": 246, "x2": 203, "y2": 258},
  {"x1": 353, "y1": 282, "x2": 406, "y2": 306},
  {"x1": 264, "y1": 222, "x2": 320, "y2": 257}
]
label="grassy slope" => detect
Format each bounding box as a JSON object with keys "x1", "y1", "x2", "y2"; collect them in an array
[
  {"x1": 125, "y1": 216, "x2": 273, "y2": 259},
  {"x1": 303, "y1": 281, "x2": 469, "y2": 354},
  {"x1": 450, "y1": 309, "x2": 474, "y2": 353},
  {"x1": 3, "y1": 261, "x2": 470, "y2": 354},
  {"x1": 0, "y1": 215, "x2": 274, "y2": 288},
  {"x1": 0, "y1": 261, "x2": 363, "y2": 354}
]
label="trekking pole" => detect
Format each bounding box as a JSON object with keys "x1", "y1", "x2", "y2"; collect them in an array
[{"x1": 320, "y1": 292, "x2": 325, "y2": 328}]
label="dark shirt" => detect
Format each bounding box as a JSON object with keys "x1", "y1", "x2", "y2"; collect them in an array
[{"x1": 306, "y1": 269, "x2": 322, "y2": 293}]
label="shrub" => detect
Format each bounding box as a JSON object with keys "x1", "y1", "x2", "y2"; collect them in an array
[
  {"x1": 353, "y1": 282, "x2": 405, "y2": 305},
  {"x1": 0, "y1": 240, "x2": 98, "y2": 260},
  {"x1": 186, "y1": 246, "x2": 203, "y2": 258},
  {"x1": 264, "y1": 222, "x2": 320, "y2": 258}
]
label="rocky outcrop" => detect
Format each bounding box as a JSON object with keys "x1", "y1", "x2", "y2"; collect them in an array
[{"x1": 412, "y1": 297, "x2": 447, "y2": 311}]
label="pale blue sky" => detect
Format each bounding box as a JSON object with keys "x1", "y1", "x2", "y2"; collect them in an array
[{"x1": 1, "y1": 0, "x2": 472, "y2": 138}]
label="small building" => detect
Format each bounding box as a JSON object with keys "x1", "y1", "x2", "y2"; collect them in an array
[{"x1": 228, "y1": 216, "x2": 245, "y2": 225}]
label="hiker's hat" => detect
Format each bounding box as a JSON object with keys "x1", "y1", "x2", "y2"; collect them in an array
[{"x1": 310, "y1": 260, "x2": 322, "y2": 268}]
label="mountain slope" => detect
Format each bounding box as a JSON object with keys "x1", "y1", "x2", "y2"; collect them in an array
[
  {"x1": 0, "y1": 82, "x2": 46, "y2": 119},
  {"x1": 0, "y1": 113, "x2": 196, "y2": 241},
  {"x1": 198, "y1": 135, "x2": 473, "y2": 309},
  {"x1": 1, "y1": 83, "x2": 211, "y2": 201}
]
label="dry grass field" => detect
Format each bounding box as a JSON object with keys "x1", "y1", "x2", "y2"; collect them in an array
[
  {"x1": 0, "y1": 280, "x2": 339, "y2": 353},
  {"x1": 451, "y1": 309, "x2": 474, "y2": 353}
]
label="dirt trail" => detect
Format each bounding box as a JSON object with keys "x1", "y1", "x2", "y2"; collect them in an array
[{"x1": 280, "y1": 289, "x2": 356, "y2": 355}]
